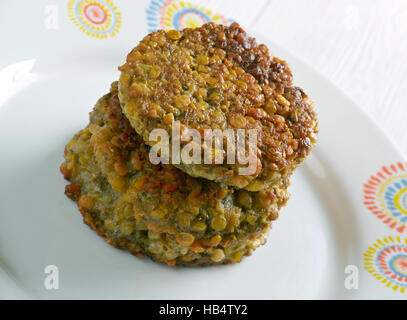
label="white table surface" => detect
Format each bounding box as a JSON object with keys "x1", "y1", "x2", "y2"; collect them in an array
[{"x1": 203, "y1": 0, "x2": 407, "y2": 158}]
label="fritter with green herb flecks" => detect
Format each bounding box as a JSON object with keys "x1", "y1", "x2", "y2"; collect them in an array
[
  {"x1": 60, "y1": 83, "x2": 291, "y2": 266},
  {"x1": 61, "y1": 127, "x2": 277, "y2": 266},
  {"x1": 118, "y1": 22, "x2": 318, "y2": 191}
]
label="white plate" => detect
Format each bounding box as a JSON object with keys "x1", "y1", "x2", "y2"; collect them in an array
[{"x1": 0, "y1": 0, "x2": 406, "y2": 300}]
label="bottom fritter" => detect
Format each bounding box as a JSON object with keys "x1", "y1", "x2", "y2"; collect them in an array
[{"x1": 62, "y1": 128, "x2": 274, "y2": 266}]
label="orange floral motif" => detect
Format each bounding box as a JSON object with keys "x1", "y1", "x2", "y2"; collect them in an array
[{"x1": 67, "y1": 0, "x2": 121, "y2": 38}]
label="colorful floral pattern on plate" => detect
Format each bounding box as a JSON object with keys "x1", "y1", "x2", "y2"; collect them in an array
[
  {"x1": 364, "y1": 236, "x2": 407, "y2": 293},
  {"x1": 67, "y1": 0, "x2": 121, "y2": 38},
  {"x1": 363, "y1": 163, "x2": 407, "y2": 234},
  {"x1": 146, "y1": 0, "x2": 230, "y2": 32}
]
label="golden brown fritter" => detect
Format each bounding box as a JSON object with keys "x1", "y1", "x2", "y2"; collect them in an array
[
  {"x1": 88, "y1": 82, "x2": 289, "y2": 238},
  {"x1": 61, "y1": 128, "x2": 274, "y2": 265},
  {"x1": 59, "y1": 84, "x2": 291, "y2": 266},
  {"x1": 118, "y1": 22, "x2": 318, "y2": 191}
]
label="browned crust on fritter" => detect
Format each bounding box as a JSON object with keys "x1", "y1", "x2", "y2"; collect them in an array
[
  {"x1": 60, "y1": 127, "x2": 274, "y2": 266},
  {"x1": 88, "y1": 82, "x2": 289, "y2": 238},
  {"x1": 118, "y1": 22, "x2": 318, "y2": 190}
]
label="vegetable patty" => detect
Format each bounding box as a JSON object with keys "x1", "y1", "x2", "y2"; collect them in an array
[
  {"x1": 60, "y1": 83, "x2": 290, "y2": 265},
  {"x1": 118, "y1": 22, "x2": 318, "y2": 191}
]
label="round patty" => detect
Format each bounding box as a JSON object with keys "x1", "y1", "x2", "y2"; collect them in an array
[
  {"x1": 118, "y1": 22, "x2": 318, "y2": 191},
  {"x1": 61, "y1": 128, "x2": 274, "y2": 266},
  {"x1": 88, "y1": 82, "x2": 289, "y2": 238},
  {"x1": 60, "y1": 83, "x2": 290, "y2": 265}
]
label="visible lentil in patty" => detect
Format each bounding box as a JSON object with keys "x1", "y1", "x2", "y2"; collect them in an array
[
  {"x1": 60, "y1": 84, "x2": 291, "y2": 265},
  {"x1": 118, "y1": 22, "x2": 318, "y2": 191},
  {"x1": 88, "y1": 82, "x2": 289, "y2": 238}
]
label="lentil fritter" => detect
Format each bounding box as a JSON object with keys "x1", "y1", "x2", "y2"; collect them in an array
[
  {"x1": 118, "y1": 22, "x2": 318, "y2": 191},
  {"x1": 61, "y1": 127, "x2": 275, "y2": 265},
  {"x1": 60, "y1": 90, "x2": 291, "y2": 264},
  {"x1": 85, "y1": 82, "x2": 289, "y2": 240}
]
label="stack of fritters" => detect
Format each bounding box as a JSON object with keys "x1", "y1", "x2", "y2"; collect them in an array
[{"x1": 60, "y1": 23, "x2": 318, "y2": 266}]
